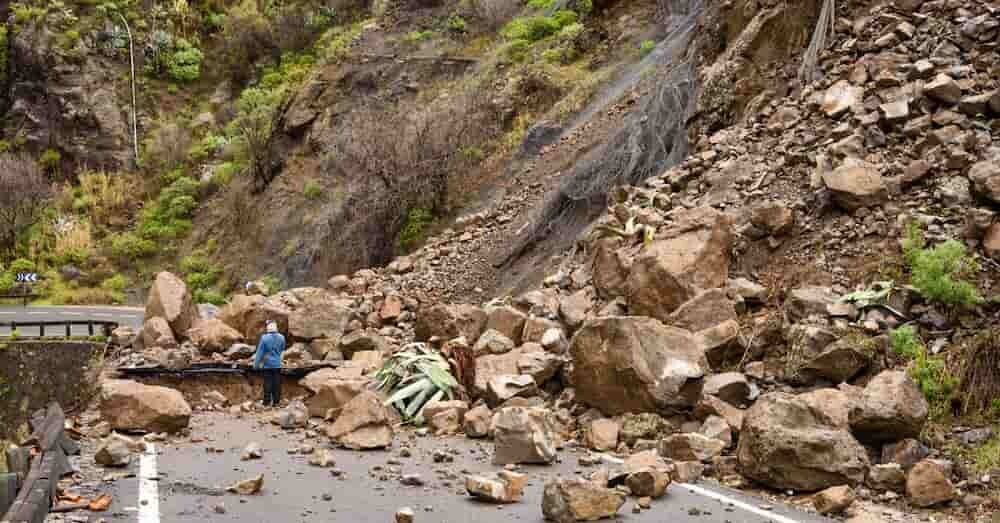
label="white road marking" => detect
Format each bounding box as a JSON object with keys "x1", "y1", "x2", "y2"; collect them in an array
[
  {"x1": 27, "y1": 312, "x2": 46, "y2": 315},
  {"x1": 677, "y1": 483, "x2": 804, "y2": 523},
  {"x1": 95, "y1": 313, "x2": 114, "y2": 317},
  {"x1": 120, "y1": 314, "x2": 140, "y2": 319},
  {"x1": 138, "y1": 443, "x2": 160, "y2": 523},
  {"x1": 65, "y1": 312, "x2": 83, "y2": 316},
  {"x1": 0, "y1": 312, "x2": 13, "y2": 315},
  {"x1": 598, "y1": 454, "x2": 805, "y2": 523}
]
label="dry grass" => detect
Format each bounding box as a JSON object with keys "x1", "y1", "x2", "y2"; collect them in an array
[
  {"x1": 960, "y1": 329, "x2": 1000, "y2": 415},
  {"x1": 78, "y1": 172, "x2": 135, "y2": 229}
]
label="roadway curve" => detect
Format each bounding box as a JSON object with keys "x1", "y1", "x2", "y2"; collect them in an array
[{"x1": 0, "y1": 305, "x2": 144, "y2": 336}]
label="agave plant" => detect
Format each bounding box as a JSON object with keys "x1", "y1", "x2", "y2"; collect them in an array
[
  {"x1": 595, "y1": 215, "x2": 655, "y2": 245},
  {"x1": 373, "y1": 343, "x2": 459, "y2": 423}
]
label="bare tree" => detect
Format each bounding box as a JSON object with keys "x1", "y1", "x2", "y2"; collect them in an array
[{"x1": 0, "y1": 154, "x2": 52, "y2": 261}]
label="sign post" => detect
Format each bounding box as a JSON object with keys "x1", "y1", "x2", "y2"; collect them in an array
[{"x1": 14, "y1": 273, "x2": 38, "y2": 306}]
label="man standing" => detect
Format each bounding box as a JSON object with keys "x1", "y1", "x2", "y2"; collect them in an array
[{"x1": 253, "y1": 321, "x2": 286, "y2": 407}]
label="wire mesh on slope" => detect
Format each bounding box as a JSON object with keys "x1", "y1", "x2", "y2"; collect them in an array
[
  {"x1": 502, "y1": 0, "x2": 705, "y2": 264},
  {"x1": 797, "y1": 0, "x2": 836, "y2": 84}
]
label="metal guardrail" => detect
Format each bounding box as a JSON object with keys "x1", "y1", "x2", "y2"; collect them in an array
[
  {"x1": 0, "y1": 320, "x2": 119, "y2": 338},
  {"x1": 1, "y1": 403, "x2": 77, "y2": 523}
]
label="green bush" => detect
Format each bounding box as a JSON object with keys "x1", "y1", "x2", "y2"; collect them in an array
[
  {"x1": 167, "y1": 39, "x2": 204, "y2": 83},
  {"x1": 8, "y1": 258, "x2": 35, "y2": 276},
  {"x1": 404, "y1": 30, "x2": 434, "y2": 43},
  {"x1": 303, "y1": 181, "x2": 323, "y2": 199},
  {"x1": 527, "y1": 0, "x2": 554, "y2": 8},
  {"x1": 194, "y1": 289, "x2": 226, "y2": 306},
  {"x1": 447, "y1": 15, "x2": 467, "y2": 33},
  {"x1": 109, "y1": 232, "x2": 156, "y2": 260},
  {"x1": 138, "y1": 176, "x2": 200, "y2": 240},
  {"x1": 902, "y1": 223, "x2": 982, "y2": 309},
  {"x1": 189, "y1": 134, "x2": 226, "y2": 161},
  {"x1": 890, "y1": 325, "x2": 956, "y2": 410},
  {"x1": 0, "y1": 273, "x2": 13, "y2": 294},
  {"x1": 39, "y1": 149, "x2": 61, "y2": 172},
  {"x1": 639, "y1": 39, "x2": 655, "y2": 57},
  {"x1": 100, "y1": 274, "x2": 128, "y2": 293},
  {"x1": 397, "y1": 208, "x2": 434, "y2": 253},
  {"x1": 211, "y1": 162, "x2": 241, "y2": 187}
]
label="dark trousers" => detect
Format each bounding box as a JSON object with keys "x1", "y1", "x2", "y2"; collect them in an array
[{"x1": 262, "y1": 368, "x2": 281, "y2": 406}]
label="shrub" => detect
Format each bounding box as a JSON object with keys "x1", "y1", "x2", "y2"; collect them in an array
[
  {"x1": 404, "y1": 30, "x2": 434, "y2": 43},
  {"x1": 188, "y1": 134, "x2": 226, "y2": 161},
  {"x1": 889, "y1": 325, "x2": 956, "y2": 411},
  {"x1": 8, "y1": 258, "x2": 35, "y2": 276},
  {"x1": 167, "y1": 39, "x2": 204, "y2": 82},
  {"x1": 0, "y1": 273, "x2": 13, "y2": 294},
  {"x1": 194, "y1": 289, "x2": 226, "y2": 305},
  {"x1": 211, "y1": 162, "x2": 241, "y2": 187},
  {"x1": 39, "y1": 149, "x2": 61, "y2": 173},
  {"x1": 303, "y1": 181, "x2": 323, "y2": 199},
  {"x1": 108, "y1": 232, "x2": 156, "y2": 260},
  {"x1": 902, "y1": 223, "x2": 982, "y2": 309},
  {"x1": 100, "y1": 274, "x2": 128, "y2": 293},
  {"x1": 138, "y1": 176, "x2": 200, "y2": 240},
  {"x1": 639, "y1": 39, "x2": 655, "y2": 57},
  {"x1": 397, "y1": 208, "x2": 434, "y2": 253},
  {"x1": 446, "y1": 15, "x2": 468, "y2": 33}
]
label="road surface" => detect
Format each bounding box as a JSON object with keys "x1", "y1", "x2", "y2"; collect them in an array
[
  {"x1": 79, "y1": 412, "x2": 834, "y2": 523},
  {"x1": 0, "y1": 305, "x2": 143, "y2": 337}
]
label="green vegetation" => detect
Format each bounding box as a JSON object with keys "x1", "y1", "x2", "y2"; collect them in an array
[
  {"x1": 397, "y1": 208, "x2": 434, "y2": 253},
  {"x1": 902, "y1": 223, "x2": 983, "y2": 309},
  {"x1": 639, "y1": 39, "x2": 655, "y2": 57},
  {"x1": 11, "y1": 3, "x2": 46, "y2": 27},
  {"x1": 167, "y1": 39, "x2": 204, "y2": 82},
  {"x1": 890, "y1": 325, "x2": 956, "y2": 416},
  {"x1": 138, "y1": 175, "x2": 200, "y2": 241},
  {"x1": 502, "y1": 11, "x2": 578, "y2": 43},
  {"x1": 180, "y1": 250, "x2": 225, "y2": 305},
  {"x1": 303, "y1": 181, "x2": 323, "y2": 199},
  {"x1": 446, "y1": 15, "x2": 468, "y2": 34},
  {"x1": 0, "y1": 27, "x2": 8, "y2": 84},
  {"x1": 39, "y1": 149, "x2": 61, "y2": 173},
  {"x1": 404, "y1": 30, "x2": 434, "y2": 43}
]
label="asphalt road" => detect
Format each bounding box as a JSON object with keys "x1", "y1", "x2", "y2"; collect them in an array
[
  {"x1": 85, "y1": 412, "x2": 833, "y2": 523},
  {"x1": 0, "y1": 305, "x2": 143, "y2": 337}
]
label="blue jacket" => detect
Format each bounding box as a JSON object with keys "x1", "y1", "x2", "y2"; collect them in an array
[{"x1": 254, "y1": 332, "x2": 286, "y2": 369}]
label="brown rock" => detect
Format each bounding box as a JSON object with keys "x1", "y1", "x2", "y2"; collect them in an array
[
  {"x1": 100, "y1": 380, "x2": 191, "y2": 434},
  {"x1": 473, "y1": 329, "x2": 516, "y2": 356},
  {"x1": 750, "y1": 202, "x2": 794, "y2": 236},
  {"x1": 541, "y1": 479, "x2": 625, "y2": 523},
  {"x1": 299, "y1": 367, "x2": 368, "y2": 419},
  {"x1": 492, "y1": 406, "x2": 557, "y2": 465},
  {"x1": 559, "y1": 290, "x2": 593, "y2": 330},
  {"x1": 665, "y1": 289, "x2": 736, "y2": 332},
  {"x1": 145, "y1": 272, "x2": 200, "y2": 339},
  {"x1": 867, "y1": 463, "x2": 906, "y2": 492},
  {"x1": 803, "y1": 338, "x2": 872, "y2": 384},
  {"x1": 380, "y1": 295, "x2": 403, "y2": 321},
  {"x1": 737, "y1": 392, "x2": 869, "y2": 491},
  {"x1": 415, "y1": 304, "x2": 487, "y2": 344},
  {"x1": 326, "y1": 390, "x2": 394, "y2": 449},
  {"x1": 486, "y1": 374, "x2": 538, "y2": 407},
  {"x1": 699, "y1": 416, "x2": 732, "y2": 447},
  {"x1": 591, "y1": 238, "x2": 629, "y2": 299},
  {"x1": 881, "y1": 438, "x2": 929, "y2": 469},
  {"x1": 423, "y1": 400, "x2": 468, "y2": 435},
  {"x1": 217, "y1": 294, "x2": 290, "y2": 343},
  {"x1": 701, "y1": 372, "x2": 751, "y2": 407},
  {"x1": 286, "y1": 289, "x2": 354, "y2": 340},
  {"x1": 465, "y1": 471, "x2": 527, "y2": 503},
  {"x1": 625, "y1": 468, "x2": 671, "y2": 499},
  {"x1": 923, "y1": 74, "x2": 962, "y2": 105},
  {"x1": 694, "y1": 395, "x2": 745, "y2": 432},
  {"x1": 141, "y1": 317, "x2": 177, "y2": 350},
  {"x1": 786, "y1": 286, "x2": 837, "y2": 321},
  {"x1": 813, "y1": 485, "x2": 856, "y2": 515},
  {"x1": 849, "y1": 370, "x2": 928, "y2": 443},
  {"x1": 822, "y1": 80, "x2": 863, "y2": 118},
  {"x1": 569, "y1": 317, "x2": 709, "y2": 415},
  {"x1": 626, "y1": 207, "x2": 733, "y2": 319},
  {"x1": 464, "y1": 404, "x2": 492, "y2": 438},
  {"x1": 822, "y1": 164, "x2": 888, "y2": 211},
  {"x1": 906, "y1": 459, "x2": 956, "y2": 507},
  {"x1": 473, "y1": 349, "x2": 523, "y2": 399},
  {"x1": 227, "y1": 474, "x2": 263, "y2": 495},
  {"x1": 517, "y1": 351, "x2": 563, "y2": 385},
  {"x1": 187, "y1": 318, "x2": 243, "y2": 354},
  {"x1": 969, "y1": 159, "x2": 1000, "y2": 204},
  {"x1": 983, "y1": 223, "x2": 1000, "y2": 259},
  {"x1": 584, "y1": 419, "x2": 620, "y2": 452},
  {"x1": 659, "y1": 433, "x2": 726, "y2": 462}
]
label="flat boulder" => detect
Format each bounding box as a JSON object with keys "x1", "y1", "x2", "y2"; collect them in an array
[
  {"x1": 326, "y1": 390, "x2": 394, "y2": 450},
  {"x1": 968, "y1": 159, "x2": 1000, "y2": 204},
  {"x1": 702, "y1": 372, "x2": 751, "y2": 407},
  {"x1": 737, "y1": 392, "x2": 869, "y2": 491},
  {"x1": 217, "y1": 294, "x2": 290, "y2": 343},
  {"x1": 187, "y1": 318, "x2": 244, "y2": 354},
  {"x1": 415, "y1": 304, "x2": 487, "y2": 344},
  {"x1": 802, "y1": 338, "x2": 873, "y2": 384},
  {"x1": 849, "y1": 370, "x2": 928, "y2": 443},
  {"x1": 665, "y1": 289, "x2": 736, "y2": 332},
  {"x1": 542, "y1": 479, "x2": 625, "y2": 523},
  {"x1": 626, "y1": 207, "x2": 733, "y2": 320},
  {"x1": 569, "y1": 317, "x2": 709, "y2": 415},
  {"x1": 492, "y1": 406, "x2": 558, "y2": 465},
  {"x1": 286, "y1": 288, "x2": 354, "y2": 340},
  {"x1": 485, "y1": 305, "x2": 527, "y2": 345},
  {"x1": 822, "y1": 164, "x2": 888, "y2": 211},
  {"x1": 145, "y1": 272, "x2": 200, "y2": 339},
  {"x1": 100, "y1": 380, "x2": 192, "y2": 434},
  {"x1": 659, "y1": 433, "x2": 726, "y2": 462}
]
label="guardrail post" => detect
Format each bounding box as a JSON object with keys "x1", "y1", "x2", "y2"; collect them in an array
[
  {"x1": 65, "y1": 324, "x2": 70, "y2": 337},
  {"x1": 39, "y1": 324, "x2": 44, "y2": 338},
  {"x1": 87, "y1": 323, "x2": 94, "y2": 337}
]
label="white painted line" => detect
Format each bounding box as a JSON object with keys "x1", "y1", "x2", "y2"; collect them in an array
[
  {"x1": 677, "y1": 483, "x2": 804, "y2": 523},
  {"x1": 597, "y1": 454, "x2": 805, "y2": 523},
  {"x1": 65, "y1": 312, "x2": 83, "y2": 316},
  {"x1": 27, "y1": 312, "x2": 46, "y2": 315},
  {"x1": 0, "y1": 312, "x2": 13, "y2": 315},
  {"x1": 95, "y1": 313, "x2": 114, "y2": 317},
  {"x1": 120, "y1": 314, "x2": 140, "y2": 319},
  {"x1": 138, "y1": 443, "x2": 160, "y2": 523}
]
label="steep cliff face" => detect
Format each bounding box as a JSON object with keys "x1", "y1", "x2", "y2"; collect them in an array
[{"x1": 5, "y1": 19, "x2": 131, "y2": 171}]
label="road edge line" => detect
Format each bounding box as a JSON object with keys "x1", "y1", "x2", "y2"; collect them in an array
[
  {"x1": 676, "y1": 482, "x2": 804, "y2": 523},
  {"x1": 138, "y1": 443, "x2": 160, "y2": 523}
]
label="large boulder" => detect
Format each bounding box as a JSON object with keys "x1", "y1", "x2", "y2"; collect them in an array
[
  {"x1": 492, "y1": 406, "x2": 558, "y2": 465},
  {"x1": 285, "y1": 288, "x2": 354, "y2": 340},
  {"x1": 822, "y1": 164, "x2": 888, "y2": 211},
  {"x1": 659, "y1": 433, "x2": 726, "y2": 462},
  {"x1": 968, "y1": 159, "x2": 1000, "y2": 204},
  {"x1": 591, "y1": 238, "x2": 630, "y2": 299},
  {"x1": 217, "y1": 294, "x2": 290, "y2": 343},
  {"x1": 485, "y1": 305, "x2": 527, "y2": 345},
  {"x1": 542, "y1": 479, "x2": 625, "y2": 523},
  {"x1": 665, "y1": 289, "x2": 737, "y2": 332},
  {"x1": 299, "y1": 367, "x2": 369, "y2": 419},
  {"x1": 569, "y1": 317, "x2": 709, "y2": 415},
  {"x1": 187, "y1": 318, "x2": 244, "y2": 353},
  {"x1": 625, "y1": 207, "x2": 733, "y2": 320},
  {"x1": 737, "y1": 392, "x2": 869, "y2": 491},
  {"x1": 326, "y1": 390, "x2": 394, "y2": 449},
  {"x1": 801, "y1": 337, "x2": 874, "y2": 384},
  {"x1": 140, "y1": 317, "x2": 177, "y2": 349},
  {"x1": 848, "y1": 371, "x2": 928, "y2": 443},
  {"x1": 145, "y1": 272, "x2": 200, "y2": 339},
  {"x1": 473, "y1": 348, "x2": 525, "y2": 399},
  {"x1": 415, "y1": 304, "x2": 487, "y2": 343},
  {"x1": 99, "y1": 380, "x2": 192, "y2": 434},
  {"x1": 906, "y1": 459, "x2": 956, "y2": 507}
]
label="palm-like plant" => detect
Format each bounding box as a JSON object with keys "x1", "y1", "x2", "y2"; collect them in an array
[{"x1": 373, "y1": 343, "x2": 459, "y2": 423}]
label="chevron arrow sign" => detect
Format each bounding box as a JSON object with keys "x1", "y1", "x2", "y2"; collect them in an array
[{"x1": 15, "y1": 273, "x2": 38, "y2": 283}]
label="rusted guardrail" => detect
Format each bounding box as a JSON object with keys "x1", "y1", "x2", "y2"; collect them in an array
[
  {"x1": 1, "y1": 403, "x2": 78, "y2": 523},
  {"x1": 0, "y1": 321, "x2": 118, "y2": 338}
]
